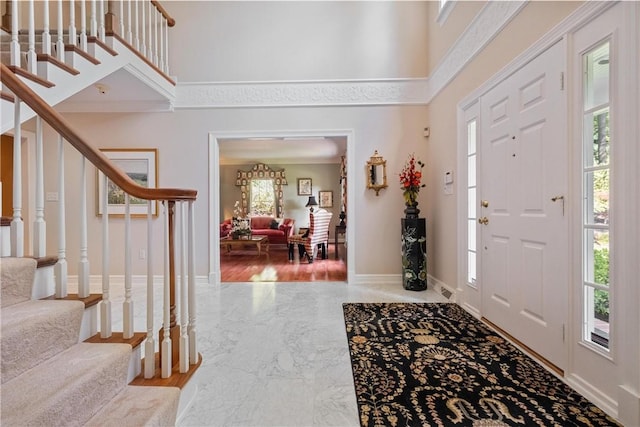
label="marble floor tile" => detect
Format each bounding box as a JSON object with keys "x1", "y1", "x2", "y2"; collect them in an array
[{"x1": 178, "y1": 281, "x2": 448, "y2": 427}]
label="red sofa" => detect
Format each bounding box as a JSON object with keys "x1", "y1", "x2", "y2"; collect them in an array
[{"x1": 220, "y1": 216, "x2": 295, "y2": 245}]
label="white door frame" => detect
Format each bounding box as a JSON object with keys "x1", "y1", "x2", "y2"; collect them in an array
[{"x1": 208, "y1": 129, "x2": 356, "y2": 285}]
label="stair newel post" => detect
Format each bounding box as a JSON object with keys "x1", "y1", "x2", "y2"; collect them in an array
[
  {"x1": 90, "y1": 0, "x2": 97, "y2": 38},
  {"x1": 2, "y1": 0, "x2": 12, "y2": 31},
  {"x1": 56, "y1": 0, "x2": 64, "y2": 61},
  {"x1": 100, "y1": 174, "x2": 112, "y2": 338},
  {"x1": 54, "y1": 135, "x2": 68, "y2": 298},
  {"x1": 68, "y1": 0, "x2": 76, "y2": 47},
  {"x1": 123, "y1": 194, "x2": 134, "y2": 339},
  {"x1": 179, "y1": 202, "x2": 189, "y2": 373},
  {"x1": 9, "y1": 0, "x2": 19, "y2": 66},
  {"x1": 161, "y1": 200, "x2": 173, "y2": 378},
  {"x1": 144, "y1": 199, "x2": 155, "y2": 379},
  {"x1": 188, "y1": 199, "x2": 197, "y2": 364},
  {"x1": 78, "y1": 156, "x2": 90, "y2": 298},
  {"x1": 79, "y1": 0, "x2": 87, "y2": 50},
  {"x1": 33, "y1": 116, "x2": 46, "y2": 258},
  {"x1": 10, "y1": 99, "x2": 23, "y2": 257},
  {"x1": 27, "y1": 0, "x2": 37, "y2": 73},
  {"x1": 42, "y1": 0, "x2": 51, "y2": 55}
]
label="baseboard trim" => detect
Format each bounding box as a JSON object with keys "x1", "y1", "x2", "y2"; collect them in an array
[
  {"x1": 565, "y1": 372, "x2": 619, "y2": 421},
  {"x1": 427, "y1": 274, "x2": 457, "y2": 302}
]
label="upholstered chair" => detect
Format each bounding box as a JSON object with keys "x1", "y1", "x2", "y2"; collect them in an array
[{"x1": 288, "y1": 209, "x2": 333, "y2": 263}]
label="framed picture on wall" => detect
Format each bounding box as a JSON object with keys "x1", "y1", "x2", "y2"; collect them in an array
[
  {"x1": 297, "y1": 178, "x2": 312, "y2": 196},
  {"x1": 96, "y1": 148, "x2": 158, "y2": 217},
  {"x1": 319, "y1": 190, "x2": 333, "y2": 208}
]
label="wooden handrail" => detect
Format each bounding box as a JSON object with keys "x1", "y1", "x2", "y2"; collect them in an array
[
  {"x1": 1, "y1": 63, "x2": 196, "y2": 201},
  {"x1": 151, "y1": 1, "x2": 176, "y2": 27}
]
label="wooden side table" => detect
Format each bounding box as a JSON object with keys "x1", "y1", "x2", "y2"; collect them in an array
[{"x1": 335, "y1": 224, "x2": 346, "y2": 260}]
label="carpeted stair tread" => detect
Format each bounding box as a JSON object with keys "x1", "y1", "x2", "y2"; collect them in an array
[
  {"x1": 1, "y1": 342, "x2": 132, "y2": 426},
  {"x1": 1, "y1": 257, "x2": 37, "y2": 307},
  {"x1": 85, "y1": 385, "x2": 181, "y2": 427},
  {"x1": 1, "y1": 299, "x2": 85, "y2": 383}
]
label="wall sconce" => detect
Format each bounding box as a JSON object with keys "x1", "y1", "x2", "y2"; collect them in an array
[
  {"x1": 305, "y1": 195, "x2": 318, "y2": 212},
  {"x1": 366, "y1": 150, "x2": 388, "y2": 196}
]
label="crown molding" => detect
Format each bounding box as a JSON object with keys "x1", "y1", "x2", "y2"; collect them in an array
[{"x1": 174, "y1": 78, "x2": 428, "y2": 109}]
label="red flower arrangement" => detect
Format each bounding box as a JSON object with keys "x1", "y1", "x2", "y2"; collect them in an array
[{"x1": 399, "y1": 154, "x2": 425, "y2": 205}]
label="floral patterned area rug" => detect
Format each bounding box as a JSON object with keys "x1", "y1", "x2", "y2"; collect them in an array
[{"x1": 342, "y1": 302, "x2": 621, "y2": 427}]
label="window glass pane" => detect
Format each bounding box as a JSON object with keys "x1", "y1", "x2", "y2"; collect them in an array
[
  {"x1": 467, "y1": 220, "x2": 476, "y2": 251},
  {"x1": 468, "y1": 155, "x2": 476, "y2": 187},
  {"x1": 584, "y1": 108, "x2": 610, "y2": 167},
  {"x1": 467, "y1": 120, "x2": 476, "y2": 155},
  {"x1": 250, "y1": 179, "x2": 275, "y2": 216},
  {"x1": 584, "y1": 287, "x2": 610, "y2": 349},
  {"x1": 468, "y1": 188, "x2": 476, "y2": 218},
  {"x1": 467, "y1": 251, "x2": 476, "y2": 286},
  {"x1": 584, "y1": 229, "x2": 609, "y2": 286},
  {"x1": 584, "y1": 169, "x2": 609, "y2": 225},
  {"x1": 583, "y1": 41, "x2": 610, "y2": 111}
]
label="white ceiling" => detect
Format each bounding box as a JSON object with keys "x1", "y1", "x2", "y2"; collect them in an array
[{"x1": 218, "y1": 137, "x2": 346, "y2": 165}]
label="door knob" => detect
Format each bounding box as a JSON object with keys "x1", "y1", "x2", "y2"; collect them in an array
[
  {"x1": 478, "y1": 217, "x2": 489, "y2": 225},
  {"x1": 481, "y1": 200, "x2": 489, "y2": 208}
]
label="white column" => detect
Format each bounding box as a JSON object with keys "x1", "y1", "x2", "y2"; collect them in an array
[
  {"x1": 179, "y1": 202, "x2": 189, "y2": 373},
  {"x1": 10, "y1": 100, "x2": 23, "y2": 257},
  {"x1": 100, "y1": 175, "x2": 112, "y2": 338},
  {"x1": 79, "y1": 0, "x2": 87, "y2": 50},
  {"x1": 55, "y1": 136, "x2": 68, "y2": 298},
  {"x1": 161, "y1": 201, "x2": 172, "y2": 378},
  {"x1": 144, "y1": 199, "x2": 155, "y2": 379},
  {"x1": 9, "y1": 0, "x2": 19, "y2": 66},
  {"x1": 123, "y1": 194, "x2": 134, "y2": 339},
  {"x1": 56, "y1": 0, "x2": 64, "y2": 60},
  {"x1": 78, "y1": 157, "x2": 90, "y2": 298},
  {"x1": 27, "y1": 0, "x2": 37, "y2": 73},
  {"x1": 188, "y1": 200, "x2": 197, "y2": 364},
  {"x1": 42, "y1": 0, "x2": 52, "y2": 55},
  {"x1": 68, "y1": 0, "x2": 76, "y2": 46},
  {"x1": 33, "y1": 117, "x2": 46, "y2": 258}
]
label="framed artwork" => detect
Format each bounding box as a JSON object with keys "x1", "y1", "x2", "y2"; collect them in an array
[
  {"x1": 319, "y1": 190, "x2": 333, "y2": 208},
  {"x1": 97, "y1": 148, "x2": 158, "y2": 217},
  {"x1": 297, "y1": 178, "x2": 312, "y2": 196}
]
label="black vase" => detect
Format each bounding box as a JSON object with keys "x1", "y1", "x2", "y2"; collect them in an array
[{"x1": 404, "y1": 202, "x2": 420, "y2": 219}]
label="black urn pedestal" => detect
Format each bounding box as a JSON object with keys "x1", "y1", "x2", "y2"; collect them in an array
[{"x1": 401, "y1": 218, "x2": 427, "y2": 291}]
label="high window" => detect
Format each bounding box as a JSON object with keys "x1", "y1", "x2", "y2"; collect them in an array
[
  {"x1": 581, "y1": 41, "x2": 611, "y2": 350},
  {"x1": 467, "y1": 119, "x2": 478, "y2": 287}
]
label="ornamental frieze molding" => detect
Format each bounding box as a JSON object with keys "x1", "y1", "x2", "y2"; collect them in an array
[{"x1": 174, "y1": 79, "x2": 429, "y2": 109}]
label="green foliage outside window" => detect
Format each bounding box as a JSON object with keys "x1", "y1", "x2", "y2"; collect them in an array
[{"x1": 594, "y1": 248, "x2": 609, "y2": 321}]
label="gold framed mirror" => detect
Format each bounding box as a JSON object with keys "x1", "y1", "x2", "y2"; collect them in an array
[{"x1": 366, "y1": 150, "x2": 388, "y2": 196}]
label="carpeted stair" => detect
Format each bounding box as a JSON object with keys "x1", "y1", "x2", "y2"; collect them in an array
[{"x1": 0, "y1": 257, "x2": 180, "y2": 426}]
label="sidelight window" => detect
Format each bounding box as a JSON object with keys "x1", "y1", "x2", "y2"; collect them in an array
[
  {"x1": 467, "y1": 119, "x2": 478, "y2": 287},
  {"x1": 581, "y1": 41, "x2": 611, "y2": 351}
]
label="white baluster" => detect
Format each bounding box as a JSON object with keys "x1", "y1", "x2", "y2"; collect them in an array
[
  {"x1": 179, "y1": 202, "x2": 189, "y2": 373},
  {"x1": 68, "y1": 0, "x2": 76, "y2": 46},
  {"x1": 140, "y1": 0, "x2": 146, "y2": 57},
  {"x1": 161, "y1": 201, "x2": 172, "y2": 378},
  {"x1": 42, "y1": 0, "x2": 51, "y2": 55},
  {"x1": 158, "y1": 17, "x2": 164, "y2": 72},
  {"x1": 118, "y1": 0, "x2": 124, "y2": 36},
  {"x1": 78, "y1": 157, "x2": 90, "y2": 298},
  {"x1": 153, "y1": 6, "x2": 158, "y2": 66},
  {"x1": 56, "y1": 0, "x2": 64, "y2": 60},
  {"x1": 33, "y1": 116, "x2": 46, "y2": 258},
  {"x1": 126, "y1": 0, "x2": 132, "y2": 43},
  {"x1": 147, "y1": 1, "x2": 152, "y2": 61},
  {"x1": 133, "y1": 0, "x2": 139, "y2": 50},
  {"x1": 90, "y1": 0, "x2": 97, "y2": 37},
  {"x1": 79, "y1": 0, "x2": 87, "y2": 50},
  {"x1": 188, "y1": 200, "x2": 197, "y2": 364},
  {"x1": 55, "y1": 136, "x2": 67, "y2": 298},
  {"x1": 98, "y1": 0, "x2": 105, "y2": 40},
  {"x1": 144, "y1": 199, "x2": 155, "y2": 379},
  {"x1": 100, "y1": 175, "x2": 112, "y2": 338},
  {"x1": 164, "y1": 16, "x2": 169, "y2": 74},
  {"x1": 123, "y1": 194, "x2": 133, "y2": 339},
  {"x1": 10, "y1": 100, "x2": 23, "y2": 257},
  {"x1": 27, "y1": 0, "x2": 37, "y2": 73},
  {"x1": 9, "y1": 0, "x2": 19, "y2": 66}
]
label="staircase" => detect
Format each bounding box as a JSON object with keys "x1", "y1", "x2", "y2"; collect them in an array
[
  {"x1": 1, "y1": 2, "x2": 200, "y2": 425},
  {"x1": 1, "y1": 257, "x2": 181, "y2": 425}
]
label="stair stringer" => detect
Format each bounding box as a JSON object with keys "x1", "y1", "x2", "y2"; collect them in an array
[{"x1": 1, "y1": 35, "x2": 176, "y2": 133}]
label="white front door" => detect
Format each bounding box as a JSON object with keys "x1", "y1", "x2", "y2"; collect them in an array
[{"x1": 480, "y1": 41, "x2": 568, "y2": 370}]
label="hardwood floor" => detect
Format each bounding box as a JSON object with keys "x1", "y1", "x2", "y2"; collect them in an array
[{"x1": 220, "y1": 243, "x2": 347, "y2": 282}]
